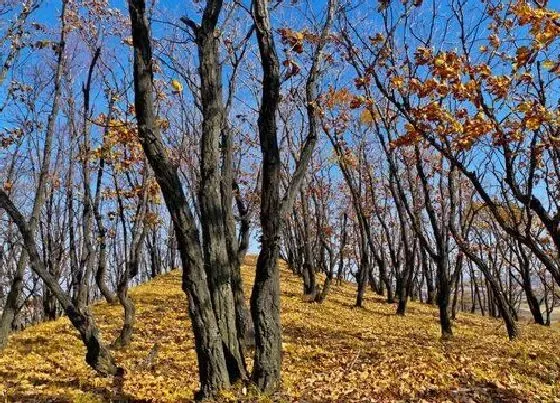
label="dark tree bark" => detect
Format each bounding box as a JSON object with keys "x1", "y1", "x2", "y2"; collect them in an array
[
  {"x1": 128, "y1": 0, "x2": 231, "y2": 398},
  {"x1": 414, "y1": 146, "x2": 453, "y2": 338},
  {"x1": 300, "y1": 190, "x2": 316, "y2": 296},
  {"x1": 249, "y1": 0, "x2": 337, "y2": 390},
  {"x1": 518, "y1": 246, "x2": 545, "y2": 325},
  {"x1": 336, "y1": 212, "x2": 348, "y2": 285},
  {"x1": 182, "y1": 0, "x2": 246, "y2": 381},
  {"x1": 250, "y1": 0, "x2": 283, "y2": 390},
  {"x1": 420, "y1": 245, "x2": 435, "y2": 305},
  {"x1": 451, "y1": 253, "x2": 463, "y2": 320},
  {"x1": 221, "y1": 25, "x2": 256, "y2": 352},
  {"x1": 355, "y1": 239, "x2": 369, "y2": 308}
]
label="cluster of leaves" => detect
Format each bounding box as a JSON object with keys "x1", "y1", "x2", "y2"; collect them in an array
[
  {"x1": 1, "y1": 257, "x2": 559, "y2": 401},
  {"x1": 329, "y1": 0, "x2": 560, "y2": 153}
]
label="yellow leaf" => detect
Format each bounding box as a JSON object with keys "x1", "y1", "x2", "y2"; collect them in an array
[
  {"x1": 170, "y1": 79, "x2": 183, "y2": 93},
  {"x1": 543, "y1": 60, "x2": 556, "y2": 71}
]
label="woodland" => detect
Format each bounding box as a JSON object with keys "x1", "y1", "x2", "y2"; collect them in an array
[{"x1": 0, "y1": 0, "x2": 559, "y2": 401}]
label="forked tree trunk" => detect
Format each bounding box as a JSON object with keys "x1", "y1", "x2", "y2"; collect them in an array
[
  {"x1": 76, "y1": 46, "x2": 102, "y2": 310},
  {"x1": 128, "y1": 0, "x2": 230, "y2": 398},
  {"x1": 183, "y1": 0, "x2": 246, "y2": 381},
  {"x1": 113, "y1": 256, "x2": 140, "y2": 348},
  {"x1": 112, "y1": 176, "x2": 148, "y2": 349}
]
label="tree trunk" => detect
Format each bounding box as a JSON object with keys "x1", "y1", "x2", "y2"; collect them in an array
[
  {"x1": 436, "y1": 257, "x2": 453, "y2": 339},
  {"x1": 421, "y1": 246, "x2": 435, "y2": 305},
  {"x1": 356, "y1": 242, "x2": 368, "y2": 307},
  {"x1": 451, "y1": 232, "x2": 519, "y2": 340},
  {"x1": 229, "y1": 180, "x2": 253, "y2": 349},
  {"x1": 112, "y1": 259, "x2": 138, "y2": 349},
  {"x1": 336, "y1": 212, "x2": 348, "y2": 285},
  {"x1": 451, "y1": 254, "x2": 463, "y2": 320},
  {"x1": 301, "y1": 191, "x2": 316, "y2": 296},
  {"x1": 517, "y1": 244, "x2": 545, "y2": 325},
  {"x1": 251, "y1": 0, "x2": 283, "y2": 390},
  {"x1": 128, "y1": 0, "x2": 230, "y2": 397},
  {"x1": 395, "y1": 273, "x2": 407, "y2": 315},
  {"x1": 93, "y1": 96, "x2": 118, "y2": 304},
  {"x1": 189, "y1": 3, "x2": 246, "y2": 381}
]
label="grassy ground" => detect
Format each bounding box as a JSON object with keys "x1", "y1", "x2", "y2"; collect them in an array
[{"x1": 1, "y1": 256, "x2": 559, "y2": 402}]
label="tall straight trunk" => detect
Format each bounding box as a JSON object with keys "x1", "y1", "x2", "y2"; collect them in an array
[
  {"x1": 128, "y1": 0, "x2": 230, "y2": 398},
  {"x1": 184, "y1": 0, "x2": 246, "y2": 381},
  {"x1": 486, "y1": 278, "x2": 497, "y2": 317},
  {"x1": 396, "y1": 247, "x2": 414, "y2": 315},
  {"x1": 414, "y1": 146, "x2": 452, "y2": 338},
  {"x1": 376, "y1": 257, "x2": 386, "y2": 296},
  {"x1": 301, "y1": 191, "x2": 316, "y2": 296},
  {"x1": 250, "y1": 0, "x2": 336, "y2": 390},
  {"x1": 93, "y1": 96, "x2": 117, "y2": 303},
  {"x1": 0, "y1": 0, "x2": 66, "y2": 349},
  {"x1": 451, "y1": 254, "x2": 463, "y2": 320},
  {"x1": 227, "y1": 180, "x2": 253, "y2": 350},
  {"x1": 336, "y1": 212, "x2": 348, "y2": 285},
  {"x1": 0, "y1": 191, "x2": 119, "y2": 375},
  {"x1": 76, "y1": 46, "x2": 101, "y2": 309},
  {"x1": 395, "y1": 271, "x2": 407, "y2": 315},
  {"x1": 436, "y1": 257, "x2": 453, "y2": 338},
  {"x1": 42, "y1": 185, "x2": 64, "y2": 321},
  {"x1": 356, "y1": 236, "x2": 368, "y2": 307},
  {"x1": 421, "y1": 246, "x2": 435, "y2": 305},
  {"x1": 251, "y1": 0, "x2": 282, "y2": 390}
]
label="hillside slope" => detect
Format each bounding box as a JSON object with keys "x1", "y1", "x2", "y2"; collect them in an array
[{"x1": 1, "y1": 257, "x2": 559, "y2": 402}]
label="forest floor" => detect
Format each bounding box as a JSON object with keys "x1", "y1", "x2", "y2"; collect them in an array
[{"x1": 1, "y1": 256, "x2": 559, "y2": 402}]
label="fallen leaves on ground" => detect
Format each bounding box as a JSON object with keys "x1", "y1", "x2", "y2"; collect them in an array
[{"x1": 1, "y1": 257, "x2": 559, "y2": 402}]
